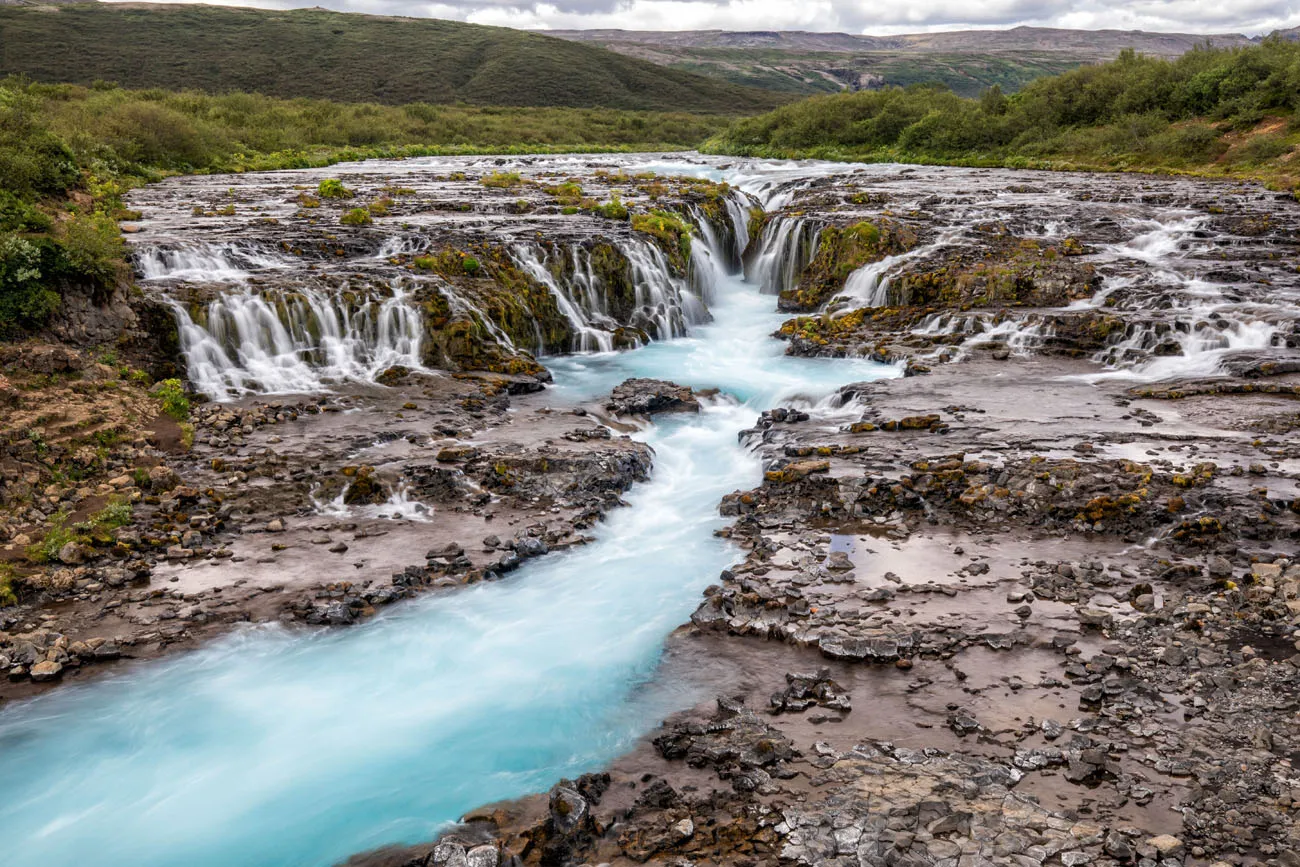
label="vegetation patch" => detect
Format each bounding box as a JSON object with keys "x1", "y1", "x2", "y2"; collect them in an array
[
  {"x1": 340, "y1": 207, "x2": 374, "y2": 227},
  {"x1": 318, "y1": 179, "x2": 354, "y2": 199},
  {"x1": 632, "y1": 210, "x2": 693, "y2": 267}
]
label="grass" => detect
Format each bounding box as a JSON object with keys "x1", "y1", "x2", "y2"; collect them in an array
[
  {"x1": 25, "y1": 498, "x2": 135, "y2": 564},
  {"x1": 0, "y1": 4, "x2": 784, "y2": 114}
]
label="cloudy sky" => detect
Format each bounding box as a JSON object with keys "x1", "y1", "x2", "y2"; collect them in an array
[{"x1": 141, "y1": 0, "x2": 1300, "y2": 35}]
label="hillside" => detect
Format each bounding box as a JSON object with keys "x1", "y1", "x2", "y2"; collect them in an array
[
  {"x1": 552, "y1": 25, "x2": 1262, "y2": 97},
  {"x1": 704, "y1": 38, "x2": 1300, "y2": 189},
  {"x1": 579, "y1": 45, "x2": 1087, "y2": 98},
  {"x1": 0, "y1": 3, "x2": 785, "y2": 113}
]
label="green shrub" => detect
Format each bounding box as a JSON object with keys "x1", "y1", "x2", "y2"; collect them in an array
[
  {"x1": 366, "y1": 199, "x2": 391, "y2": 216},
  {"x1": 0, "y1": 565, "x2": 17, "y2": 607},
  {"x1": 340, "y1": 207, "x2": 373, "y2": 226},
  {"x1": 0, "y1": 233, "x2": 59, "y2": 333},
  {"x1": 591, "y1": 193, "x2": 629, "y2": 220},
  {"x1": 461, "y1": 256, "x2": 481, "y2": 274},
  {"x1": 1238, "y1": 133, "x2": 1292, "y2": 164},
  {"x1": 0, "y1": 190, "x2": 53, "y2": 233},
  {"x1": 27, "y1": 511, "x2": 74, "y2": 564},
  {"x1": 157, "y1": 377, "x2": 190, "y2": 420},
  {"x1": 1151, "y1": 123, "x2": 1228, "y2": 162},
  {"x1": 59, "y1": 212, "x2": 124, "y2": 283},
  {"x1": 317, "y1": 178, "x2": 354, "y2": 199}
]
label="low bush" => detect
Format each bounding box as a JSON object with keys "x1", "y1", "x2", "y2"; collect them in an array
[
  {"x1": 340, "y1": 207, "x2": 373, "y2": 226},
  {"x1": 156, "y1": 377, "x2": 190, "y2": 420},
  {"x1": 317, "y1": 178, "x2": 354, "y2": 199}
]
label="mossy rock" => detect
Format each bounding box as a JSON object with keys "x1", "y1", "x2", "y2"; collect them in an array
[{"x1": 778, "y1": 219, "x2": 919, "y2": 312}]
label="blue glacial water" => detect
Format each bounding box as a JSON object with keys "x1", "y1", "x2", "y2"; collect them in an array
[{"x1": 0, "y1": 186, "x2": 896, "y2": 867}]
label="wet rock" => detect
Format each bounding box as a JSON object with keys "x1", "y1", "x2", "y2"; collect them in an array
[
  {"x1": 606, "y1": 378, "x2": 700, "y2": 416},
  {"x1": 770, "y1": 668, "x2": 851, "y2": 714},
  {"x1": 818, "y1": 635, "x2": 904, "y2": 663}
]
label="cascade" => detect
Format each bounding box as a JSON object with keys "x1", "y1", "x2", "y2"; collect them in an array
[
  {"x1": 136, "y1": 241, "x2": 289, "y2": 283},
  {"x1": 747, "y1": 217, "x2": 819, "y2": 295},
  {"x1": 832, "y1": 229, "x2": 964, "y2": 310},
  {"x1": 172, "y1": 283, "x2": 425, "y2": 400}
]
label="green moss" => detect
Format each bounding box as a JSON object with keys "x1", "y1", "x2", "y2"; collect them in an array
[
  {"x1": 779, "y1": 219, "x2": 917, "y2": 311},
  {"x1": 631, "y1": 209, "x2": 692, "y2": 269},
  {"x1": 481, "y1": 171, "x2": 522, "y2": 189}
]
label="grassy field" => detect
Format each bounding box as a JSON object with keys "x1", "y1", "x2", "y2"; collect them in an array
[
  {"x1": 705, "y1": 41, "x2": 1300, "y2": 190},
  {"x1": 0, "y1": 3, "x2": 785, "y2": 114}
]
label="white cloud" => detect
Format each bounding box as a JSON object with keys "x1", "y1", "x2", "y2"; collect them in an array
[{"x1": 105, "y1": 0, "x2": 1300, "y2": 36}]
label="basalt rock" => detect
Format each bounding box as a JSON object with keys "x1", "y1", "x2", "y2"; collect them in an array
[{"x1": 606, "y1": 378, "x2": 701, "y2": 417}]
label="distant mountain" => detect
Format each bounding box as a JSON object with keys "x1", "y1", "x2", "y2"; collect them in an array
[
  {"x1": 0, "y1": 3, "x2": 786, "y2": 113},
  {"x1": 550, "y1": 25, "x2": 1265, "y2": 97}
]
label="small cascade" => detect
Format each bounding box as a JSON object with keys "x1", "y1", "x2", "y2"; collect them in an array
[
  {"x1": 136, "y1": 242, "x2": 289, "y2": 283},
  {"x1": 748, "y1": 217, "x2": 819, "y2": 295},
  {"x1": 375, "y1": 235, "x2": 431, "y2": 260},
  {"x1": 173, "y1": 283, "x2": 426, "y2": 400},
  {"x1": 913, "y1": 312, "x2": 1052, "y2": 360},
  {"x1": 832, "y1": 229, "x2": 964, "y2": 311},
  {"x1": 1085, "y1": 316, "x2": 1279, "y2": 381},
  {"x1": 315, "y1": 482, "x2": 433, "y2": 522},
  {"x1": 1111, "y1": 216, "x2": 1208, "y2": 266},
  {"x1": 510, "y1": 245, "x2": 619, "y2": 353}
]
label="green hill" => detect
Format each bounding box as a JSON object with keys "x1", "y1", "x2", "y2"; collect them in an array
[{"x1": 0, "y1": 2, "x2": 785, "y2": 113}]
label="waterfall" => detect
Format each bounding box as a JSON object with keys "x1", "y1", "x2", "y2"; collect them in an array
[
  {"x1": 623, "y1": 239, "x2": 703, "y2": 340},
  {"x1": 725, "y1": 193, "x2": 753, "y2": 262},
  {"x1": 510, "y1": 245, "x2": 619, "y2": 353},
  {"x1": 832, "y1": 228, "x2": 964, "y2": 311},
  {"x1": 685, "y1": 205, "x2": 738, "y2": 304},
  {"x1": 747, "y1": 217, "x2": 819, "y2": 295},
  {"x1": 511, "y1": 232, "x2": 718, "y2": 355},
  {"x1": 172, "y1": 283, "x2": 426, "y2": 400}
]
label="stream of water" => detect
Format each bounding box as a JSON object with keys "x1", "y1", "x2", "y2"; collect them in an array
[{"x1": 0, "y1": 181, "x2": 894, "y2": 866}]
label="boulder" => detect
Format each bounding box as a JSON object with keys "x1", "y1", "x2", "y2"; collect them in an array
[{"x1": 606, "y1": 378, "x2": 700, "y2": 416}]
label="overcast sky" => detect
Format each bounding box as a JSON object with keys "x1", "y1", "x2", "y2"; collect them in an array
[{"x1": 137, "y1": 0, "x2": 1300, "y2": 35}]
